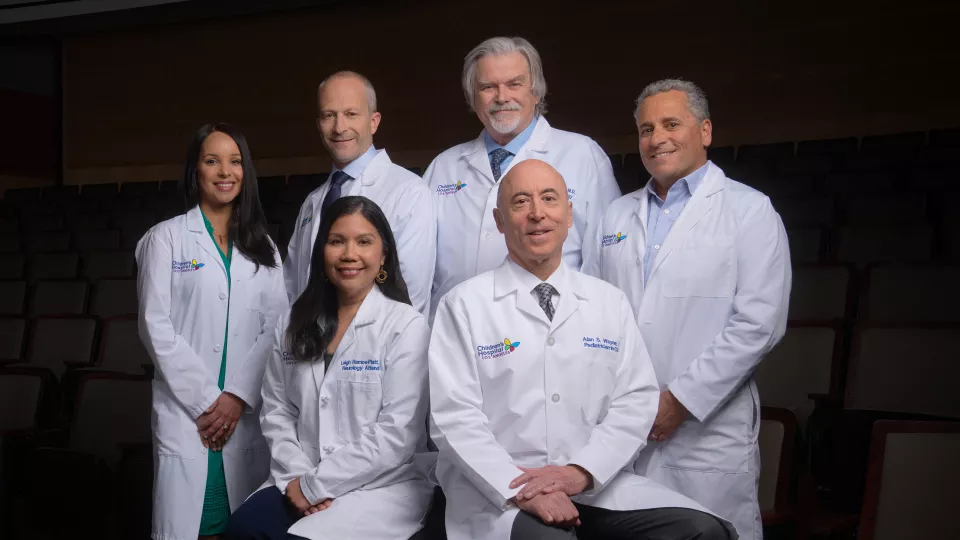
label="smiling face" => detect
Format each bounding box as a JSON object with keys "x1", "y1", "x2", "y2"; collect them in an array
[
  {"x1": 196, "y1": 130, "x2": 243, "y2": 209},
  {"x1": 323, "y1": 211, "x2": 385, "y2": 303},
  {"x1": 494, "y1": 160, "x2": 572, "y2": 276},
  {"x1": 636, "y1": 90, "x2": 712, "y2": 186},
  {"x1": 317, "y1": 74, "x2": 381, "y2": 169},
  {"x1": 473, "y1": 52, "x2": 540, "y2": 144}
]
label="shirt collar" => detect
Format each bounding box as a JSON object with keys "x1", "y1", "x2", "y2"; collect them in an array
[
  {"x1": 483, "y1": 115, "x2": 539, "y2": 156},
  {"x1": 331, "y1": 145, "x2": 378, "y2": 179},
  {"x1": 645, "y1": 160, "x2": 711, "y2": 202},
  {"x1": 505, "y1": 255, "x2": 565, "y2": 296}
]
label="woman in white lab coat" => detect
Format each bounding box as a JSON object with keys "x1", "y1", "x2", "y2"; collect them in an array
[
  {"x1": 224, "y1": 196, "x2": 434, "y2": 540},
  {"x1": 137, "y1": 123, "x2": 286, "y2": 540}
]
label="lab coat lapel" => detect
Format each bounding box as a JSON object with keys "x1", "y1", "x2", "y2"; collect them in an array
[
  {"x1": 187, "y1": 206, "x2": 227, "y2": 278},
  {"x1": 356, "y1": 149, "x2": 391, "y2": 187},
  {"x1": 647, "y1": 164, "x2": 725, "y2": 282},
  {"x1": 313, "y1": 285, "x2": 386, "y2": 394},
  {"x1": 501, "y1": 116, "x2": 551, "y2": 178},
  {"x1": 549, "y1": 265, "x2": 583, "y2": 332},
  {"x1": 464, "y1": 135, "x2": 495, "y2": 184},
  {"x1": 494, "y1": 261, "x2": 550, "y2": 326}
]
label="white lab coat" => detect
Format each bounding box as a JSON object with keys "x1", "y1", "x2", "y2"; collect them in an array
[
  {"x1": 284, "y1": 149, "x2": 437, "y2": 314},
  {"x1": 136, "y1": 205, "x2": 287, "y2": 540},
  {"x1": 258, "y1": 285, "x2": 434, "y2": 540},
  {"x1": 582, "y1": 162, "x2": 792, "y2": 540},
  {"x1": 429, "y1": 259, "x2": 735, "y2": 540},
  {"x1": 422, "y1": 117, "x2": 620, "y2": 317}
]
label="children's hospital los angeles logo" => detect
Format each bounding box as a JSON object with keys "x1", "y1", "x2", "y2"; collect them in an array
[
  {"x1": 172, "y1": 259, "x2": 205, "y2": 272},
  {"x1": 436, "y1": 180, "x2": 467, "y2": 195},
  {"x1": 601, "y1": 232, "x2": 628, "y2": 247},
  {"x1": 477, "y1": 337, "x2": 520, "y2": 360}
]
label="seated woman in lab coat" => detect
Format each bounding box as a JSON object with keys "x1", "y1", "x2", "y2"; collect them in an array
[
  {"x1": 225, "y1": 196, "x2": 435, "y2": 540},
  {"x1": 137, "y1": 123, "x2": 286, "y2": 540}
]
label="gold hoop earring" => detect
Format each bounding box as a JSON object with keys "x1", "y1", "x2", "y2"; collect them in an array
[{"x1": 375, "y1": 268, "x2": 388, "y2": 284}]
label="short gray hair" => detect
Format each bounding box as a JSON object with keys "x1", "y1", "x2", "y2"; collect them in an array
[
  {"x1": 317, "y1": 70, "x2": 378, "y2": 113},
  {"x1": 634, "y1": 79, "x2": 710, "y2": 123},
  {"x1": 462, "y1": 36, "x2": 548, "y2": 115}
]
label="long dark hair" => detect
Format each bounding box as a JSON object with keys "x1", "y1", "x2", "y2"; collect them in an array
[
  {"x1": 179, "y1": 123, "x2": 277, "y2": 270},
  {"x1": 286, "y1": 196, "x2": 410, "y2": 363}
]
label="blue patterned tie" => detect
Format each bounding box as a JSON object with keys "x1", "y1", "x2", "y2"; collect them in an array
[
  {"x1": 534, "y1": 283, "x2": 557, "y2": 321},
  {"x1": 321, "y1": 170, "x2": 350, "y2": 214},
  {"x1": 490, "y1": 148, "x2": 511, "y2": 181}
]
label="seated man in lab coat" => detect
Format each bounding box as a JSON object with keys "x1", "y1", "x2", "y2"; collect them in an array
[
  {"x1": 429, "y1": 159, "x2": 735, "y2": 540},
  {"x1": 284, "y1": 70, "x2": 436, "y2": 313},
  {"x1": 582, "y1": 79, "x2": 792, "y2": 540},
  {"x1": 423, "y1": 36, "x2": 621, "y2": 318}
]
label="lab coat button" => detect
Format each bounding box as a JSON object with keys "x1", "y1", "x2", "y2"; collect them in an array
[
  {"x1": 323, "y1": 445, "x2": 334, "y2": 453},
  {"x1": 547, "y1": 337, "x2": 555, "y2": 346},
  {"x1": 320, "y1": 396, "x2": 330, "y2": 405},
  {"x1": 219, "y1": 292, "x2": 226, "y2": 300},
  {"x1": 654, "y1": 244, "x2": 661, "y2": 250},
  {"x1": 551, "y1": 393, "x2": 560, "y2": 403},
  {"x1": 484, "y1": 232, "x2": 493, "y2": 239},
  {"x1": 214, "y1": 345, "x2": 222, "y2": 353}
]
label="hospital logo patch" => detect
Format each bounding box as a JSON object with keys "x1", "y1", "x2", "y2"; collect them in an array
[
  {"x1": 436, "y1": 180, "x2": 467, "y2": 195},
  {"x1": 341, "y1": 359, "x2": 381, "y2": 372},
  {"x1": 583, "y1": 336, "x2": 620, "y2": 352},
  {"x1": 172, "y1": 259, "x2": 204, "y2": 272},
  {"x1": 477, "y1": 337, "x2": 520, "y2": 360},
  {"x1": 601, "y1": 232, "x2": 628, "y2": 247},
  {"x1": 300, "y1": 216, "x2": 312, "y2": 228}
]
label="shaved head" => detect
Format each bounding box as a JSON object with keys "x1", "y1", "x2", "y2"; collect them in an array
[{"x1": 493, "y1": 159, "x2": 572, "y2": 280}]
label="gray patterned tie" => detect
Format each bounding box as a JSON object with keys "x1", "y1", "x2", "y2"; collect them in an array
[
  {"x1": 490, "y1": 148, "x2": 511, "y2": 181},
  {"x1": 534, "y1": 282, "x2": 557, "y2": 321}
]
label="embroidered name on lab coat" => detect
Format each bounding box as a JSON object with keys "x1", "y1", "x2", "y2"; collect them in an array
[
  {"x1": 583, "y1": 336, "x2": 620, "y2": 352},
  {"x1": 341, "y1": 359, "x2": 381, "y2": 371}
]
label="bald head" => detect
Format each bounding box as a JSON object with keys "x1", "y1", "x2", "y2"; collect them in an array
[{"x1": 493, "y1": 159, "x2": 573, "y2": 279}]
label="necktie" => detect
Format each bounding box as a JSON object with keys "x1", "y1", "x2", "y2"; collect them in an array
[
  {"x1": 534, "y1": 282, "x2": 557, "y2": 321},
  {"x1": 490, "y1": 148, "x2": 511, "y2": 181},
  {"x1": 321, "y1": 170, "x2": 351, "y2": 214}
]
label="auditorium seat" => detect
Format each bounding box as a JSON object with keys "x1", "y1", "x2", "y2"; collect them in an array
[
  {"x1": 773, "y1": 197, "x2": 836, "y2": 227},
  {"x1": 43, "y1": 185, "x2": 80, "y2": 202},
  {"x1": 845, "y1": 326, "x2": 960, "y2": 418},
  {"x1": 21, "y1": 213, "x2": 64, "y2": 233},
  {"x1": 89, "y1": 279, "x2": 137, "y2": 318},
  {"x1": 905, "y1": 166, "x2": 957, "y2": 191},
  {"x1": 98, "y1": 317, "x2": 151, "y2": 375},
  {"x1": 67, "y1": 372, "x2": 152, "y2": 466},
  {"x1": 80, "y1": 183, "x2": 119, "y2": 201},
  {"x1": 65, "y1": 212, "x2": 110, "y2": 231},
  {"x1": 757, "y1": 325, "x2": 837, "y2": 425},
  {"x1": 0, "y1": 368, "x2": 47, "y2": 434},
  {"x1": 120, "y1": 181, "x2": 158, "y2": 199},
  {"x1": 158, "y1": 180, "x2": 179, "y2": 197},
  {"x1": 17, "y1": 200, "x2": 58, "y2": 217},
  {"x1": 855, "y1": 420, "x2": 959, "y2": 540},
  {"x1": 0, "y1": 215, "x2": 17, "y2": 233},
  {"x1": 777, "y1": 153, "x2": 834, "y2": 177},
  {"x1": 835, "y1": 224, "x2": 934, "y2": 265},
  {"x1": 0, "y1": 317, "x2": 27, "y2": 362},
  {"x1": 822, "y1": 171, "x2": 897, "y2": 195},
  {"x1": 859, "y1": 264, "x2": 960, "y2": 323},
  {"x1": 844, "y1": 193, "x2": 927, "y2": 224},
  {"x1": 789, "y1": 265, "x2": 851, "y2": 322},
  {"x1": 74, "y1": 229, "x2": 121, "y2": 252},
  {"x1": 0, "y1": 281, "x2": 26, "y2": 315},
  {"x1": 28, "y1": 252, "x2": 79, "y2": 282},
  {"x1": 859, "y1": 131, "x2": 926, "y2": 155},
  {"x1": 707, "y1": 145, "x2": 735, "y2": 166},
  {"x1": 945, "y1": 225, "x2": 960, "y2": 262},
  {"x1": 737, "y1": 142, "x2": 794, "y2": 164},
  {"x1": 786, "y1": 227, "x2": 823, "y2": 263},
  {"x1": 23, "y1": 231, "x2": 70, "y2": 253},
  {"x1": 59, "y1": 198, "x2": 99, "y2": 215},
  {"x1": 928, "y1": 127, "x2": 960, "y2": 148},
  {"x1": 20, "y1": 316, "x2": 97, "y2": 379},
  {"x1": 0, "y1": 254, "x2": 25, "y2": 279},
  {"x1": 797, "y1": 136, "x2": 858, "y2": 158},
  {"x1": 83, "y1": 250, "x2": 136, "y2": 281},
  {"x1": 28, "y1": 280, "x2": 89, "y2": 316},
  {"x1": 747, "y1": 173, "x2": 815, "y2": 198},
  {"x1": 258, "y1": 175, "x2": 286, "y2": 202},
  {"x1": 3, "y1": 187, "x2": 41, "y2": 202},
  {"x1": 0, "y1": 232, "x2": 20, "y2": 253},
  {"x1": 100, "y1": 195, "x2": 141, "y2": 213},
  {"x1": 758, "y1": 407, "x2": 798, "y2": 524},
  {"x1": 288, "y1": 173, "x2": 327, "y2": 191}
]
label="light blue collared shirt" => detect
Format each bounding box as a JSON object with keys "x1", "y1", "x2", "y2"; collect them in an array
[
  {"x1": 331, "y1": 144, "x2": 378, "y2": 180},
  {"x1": 483, "y1": 115, "x2": 539, "y2": 175},
  {"x1": 643, "y1": 162, "x2": 710, "y2": 283}
]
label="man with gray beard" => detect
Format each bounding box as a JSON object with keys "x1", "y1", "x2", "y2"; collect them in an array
[{"x1": 422, "y1": 36, "x2": 621, "y2": 318}]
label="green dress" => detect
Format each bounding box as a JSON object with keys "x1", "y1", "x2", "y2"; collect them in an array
[{"x1": 198, "y1": 212, "x2": 232, "y2": 535}]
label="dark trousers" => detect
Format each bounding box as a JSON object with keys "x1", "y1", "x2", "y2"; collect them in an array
[
  {"x1": 510, "y1": 504, "x2": 733, "y2": 540},
  {"x1": 223, "y1": 487, "x2": 310, "y2": 540}
]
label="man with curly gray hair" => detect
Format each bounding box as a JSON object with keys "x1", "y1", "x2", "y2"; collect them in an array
[{"x1": 422, "y1": 36, "x2": 621, "y2": 319}]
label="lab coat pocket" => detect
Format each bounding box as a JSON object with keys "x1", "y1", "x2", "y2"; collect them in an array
[
  {"x1": 659, "y1": 389, "x2": 754, "y2": 473},
  {"x1": 662, "y1": 242, "x2": 735, "y2": 298},
  {"x1": 580, "y1": 356, "x2": 618, "y2": 425},
  {"x1": 336, "y1": 379, "x2": 383, "y2": 443}
]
